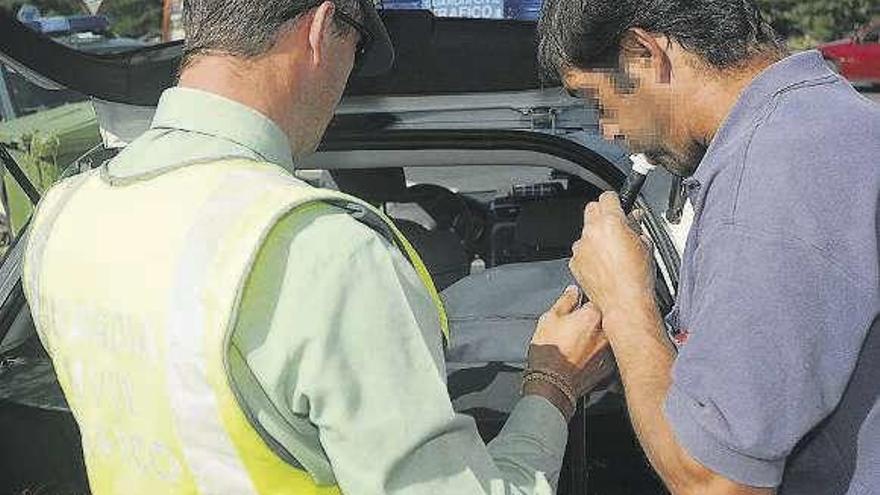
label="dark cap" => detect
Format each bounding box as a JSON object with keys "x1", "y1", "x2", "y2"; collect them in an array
[{"x1": 354, "y1": 0, "x2": 394, "y2": 76}]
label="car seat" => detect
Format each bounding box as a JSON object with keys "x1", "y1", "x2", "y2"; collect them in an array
[
  {"x1": 513, "y1": 198, "x2": 587, "y2": 261},
  {"x1": 329, "y1": 168, "x2": 470, "y2": 290}
]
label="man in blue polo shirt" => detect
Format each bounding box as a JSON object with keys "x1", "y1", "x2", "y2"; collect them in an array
[{"x1": 538, "y1": 1, "x2": 880, "y2": 494}]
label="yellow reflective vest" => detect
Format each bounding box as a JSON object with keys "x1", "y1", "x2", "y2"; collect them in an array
[{"x1": 23, "y1": 159, "x2": 448, "y2": 494}]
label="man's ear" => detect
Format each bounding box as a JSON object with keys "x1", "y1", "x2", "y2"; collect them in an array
[
  {"x1": 562, "y1": 69, "x2": 600, "y2": 102},
  {"x1": 307, "y1": 1, "x2": 336, "y2": 67},
  {"x1": 619, "y1": 28, "x2": 672, "y2": 85}
]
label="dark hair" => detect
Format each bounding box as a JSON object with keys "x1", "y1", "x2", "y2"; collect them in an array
[
  {"x1": 181, "y1": 0, "x2": 363, "y2": 67},
  {"x1": 537, "y1": 0, "x2": 784, "y2": 82}
]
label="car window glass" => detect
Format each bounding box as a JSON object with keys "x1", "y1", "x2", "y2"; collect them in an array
[
  {"x1": 5, "y1": 0, "x2": 165, "y2": 46},
  {"x1": 1, "y1": 65, "x2": 87, "y2": 118},
  {"x1": 3, "y1": 0, "x2": 545, "y2": 57},
  {"x1": 0, "y1": 66, "x2": 99, "y2": 257},
  {"x1": 295, "y1": 165, "x2": 601, "y2": 290},
  {"x1": 863, "y1": 28, "x2": 880, "y2": 43}
]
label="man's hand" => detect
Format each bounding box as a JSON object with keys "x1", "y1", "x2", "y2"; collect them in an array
[
  {"x1": 525, "y1": 286, "x2": 615, "y2": 419},
  {"x1": 570, "y1": 192, "x2": 655, "y2": 324},
  {"x1": 570, "y1": 199, "x2": 774, "y2": 495}
]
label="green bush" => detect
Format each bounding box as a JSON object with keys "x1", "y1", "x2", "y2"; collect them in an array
[{"x1": 757, "y1": 0, "x2": 879, "y2": 46}]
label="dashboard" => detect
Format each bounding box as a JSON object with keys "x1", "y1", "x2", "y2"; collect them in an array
[{"x1": 305, "y1": 165, "x2": 604, "y2": 290}]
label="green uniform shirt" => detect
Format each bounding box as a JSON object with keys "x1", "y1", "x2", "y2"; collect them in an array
[{"x1": 107, "y1": 87, "x2": 569, "y2": 494}]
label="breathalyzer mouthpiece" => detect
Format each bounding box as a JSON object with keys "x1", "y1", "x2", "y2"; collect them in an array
[{"x1": 619, "y1": 154, "x2": 656, "y2": 214}]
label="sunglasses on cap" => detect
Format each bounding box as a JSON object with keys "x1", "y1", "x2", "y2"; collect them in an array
[
  {"x1": 334, "y1": 8, "x2": 373, "y2": 72},
  {"x1": 283, "y1": 0, "x2": 393, "y2": 76}
]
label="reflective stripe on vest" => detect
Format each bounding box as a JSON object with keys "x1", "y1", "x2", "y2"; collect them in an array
[{"x1": 23, "y1": 159, "x2": 448, "y2": 494}]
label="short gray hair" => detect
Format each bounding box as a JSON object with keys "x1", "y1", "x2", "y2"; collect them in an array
[{"x1": 182, "y1": 0, "x2": 363, "y2": 68}]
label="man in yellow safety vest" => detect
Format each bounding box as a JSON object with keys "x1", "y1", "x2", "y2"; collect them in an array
[{"x1": 23, "y1": 0, "x2": 613, "y2": 493}]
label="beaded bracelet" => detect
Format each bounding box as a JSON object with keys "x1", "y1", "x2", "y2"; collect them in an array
[{"x1": 521, "y1": 370, "x2": 577, "y2": 410}]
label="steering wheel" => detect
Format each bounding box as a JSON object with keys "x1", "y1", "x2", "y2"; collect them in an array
[{"x1": 405, "y1": 183, "x2": 482, "y2": 246}]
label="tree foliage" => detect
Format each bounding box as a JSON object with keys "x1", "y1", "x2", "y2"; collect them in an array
[
  {"x1": 99, "y1": 0, "x2": 163, "y2": 39},
  {"x1": 756, "y1": 0, "x2": 879, "y2": 44}
]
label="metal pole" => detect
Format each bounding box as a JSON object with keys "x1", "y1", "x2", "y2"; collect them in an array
[
  {"x1": 0, "y1": 66, "x2": 17, "y2": 122},
  {"x1": 0, "y1": 143, "x2": 41, "y2": 206}
]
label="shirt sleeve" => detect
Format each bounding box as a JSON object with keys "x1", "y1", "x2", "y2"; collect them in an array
[
  {"x1": 263, "y1": 209, "x2": 569, "y2": 495},
  {"x1": 665, "y1": 224, "x2": 876, "y2": 487}
]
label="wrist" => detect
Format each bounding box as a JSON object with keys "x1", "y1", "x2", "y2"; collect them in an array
[
  {"x1": 522, "y1": 379, "x2": 575, "y2": 421},
  {"x1": 602, "y1": 301, "x2": 676, "y2": 368},
  {"x1": 602, "y1": 295, "x2": 661, "y2": 336}
]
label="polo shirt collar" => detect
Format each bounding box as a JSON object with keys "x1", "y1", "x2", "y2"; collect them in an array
[
  {"x1": 150, "y1": 87, "x2": 295, "y2": 171},
  {"x1": 689, "y1": 50, "x2": 834, "y2": 188}
]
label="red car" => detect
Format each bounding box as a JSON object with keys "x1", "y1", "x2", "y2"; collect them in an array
[{"x1": 819, "y1": 21, "x2": 880, "y2": 87}]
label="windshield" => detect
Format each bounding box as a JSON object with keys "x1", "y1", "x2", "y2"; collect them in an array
[
  {"x1": 1, "y1": 65, "x2": 86, "y2": 118},
  {"x1": 0, "y1": 0, "x2": 156, "y2": 116},
  {"x1": 4, "y1": 0, "x2": 163, "y2": 43},
  {"x1": 2, "y1": 0, "x2": 539, "y2": 57},
  {"x1": 0, "y1": 0, "x2": 159, "y2": 140},
  {"x1": 4, "y1": 0, "x2": 540, "y2": 52}
]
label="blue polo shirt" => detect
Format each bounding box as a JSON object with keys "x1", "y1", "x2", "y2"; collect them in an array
[{"x1": 663, "y1": 51, "x2": 880, "y2": 494}]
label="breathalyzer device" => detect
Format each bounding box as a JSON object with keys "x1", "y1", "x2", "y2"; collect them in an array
[{"x1": 619, "y1": 154, "x2": 656, "y2": 214}]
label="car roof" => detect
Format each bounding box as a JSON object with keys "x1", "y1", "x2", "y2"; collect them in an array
[{"x1": 0, "y1": 9, "x2": 544, "y2": 106}]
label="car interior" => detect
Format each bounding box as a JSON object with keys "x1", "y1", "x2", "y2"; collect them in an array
[{"x1": 318, "y1": 165, "x2": 601, "y2": 290}]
